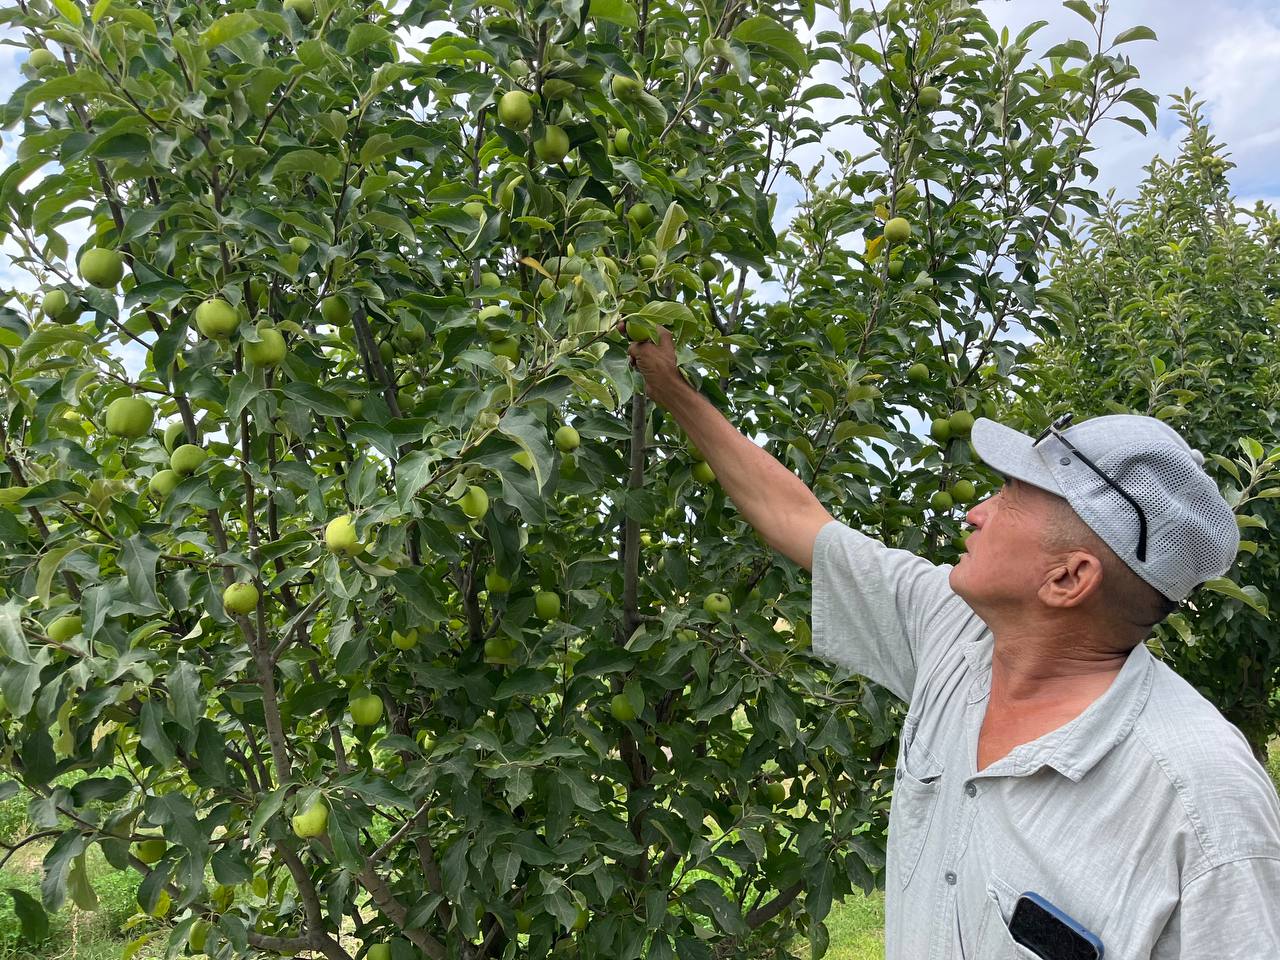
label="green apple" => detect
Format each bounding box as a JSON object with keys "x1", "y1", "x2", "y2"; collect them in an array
[
  {"x1": 554, "y1": 425, "x2": 580, "y2": 452},
  {"x1": 245, "y1": 326, "x2": 287, "y2": 366},
  {"x1": 883, "y1": 217, "x2": 911, "y2": 245},
  {"x1": 907, "y1": 362, "x2": 929, "y2": 385},
  {"x1": 638, "y1": 253, "x2": 658, "y2": 270},
  {"x1": 763, "y1": 781, "x2": 786, "y2": 805},
  {"x1": 534, "y1": 125, "x2": 570, "y2": 163},
  {"x1": 291, "y1": 798, "x2": 328, "y2": 838},
  {"x1": 484, "y1": 636, "x2": 516, "y2": 663},
  {"x1": 188, "y1": 918, "x2": 210, "y2": 953},
  {"x1": 195, "y1": 298, "x2": 239, "y2": 339},
  {"x1": 163, "y1": 421, "x2": 187, "y2": 452},
  {"x1": 703, "y1": 593, "x2": 731, "y2": 617},
  {"x1": 283, "y1": 0, "x2": 314, "y2": 23},
  {"x1": 289, "y1": 236, "x2": 311, "y2": 255},
  {"x1": 918, "y1": 85, "x2": 942, "y2": 110},
  {"x1": 950, "y1": 479, "x2": 977, "y2": 504},
  {"x1": 350, "y1": 694, "x2": 383, "y2": 726},
  {"x1": 170, "y1": 443, "x2": 207, "y2": 476},
  {"x1": 223, "y1": 582, "x2": 259, "y2": 615},
  {"x1": 366, "y1": 944, "x2": 391, "y2": 960},
  {"x1": 930, "y1": 417, "x2": 952, "y2": 443},
  {"x1": 691, "y1": 461, "x2": 716, "y2": 484},
  {"x1": 149, "y1": 469, "x2": 179, "y2": 498},
  {"x1": 458, "y1": 484, "x2": 489, "y2": 520},
  {"x1": 490, "y1": 337, "x2": 519, "y2": 362},
  {"x1": 698, "y1": 260, "x2": 721, "y2": 282},
  {"x1": 391, "y1": 628, "x2": 419, "y2": 650},
  {"x1": 47, "y1": 615, "x2": 82, "y2": 643},
  {"x1": 888, "y1": 259, "x2": 905, "y2": 279},
  {"x1": 134, "y1": 838, "x2": 167, "y2": 864},
  {"x1": 79, "y1": 247, "x2": 124, "y2": 288},
  {"x1": 610, "y1": 693, "x2": 639, "y2": 722},
  {"x1": 497, "y1": 90, "x2": 532, "y2": 130},
  {"x1": 535, "y1": 590, "x2": 561, "y2": 621},
  {"x1": 321, "y1": 295, "x2": 351, "y2": 325},
  {"x1": 613, "y1": 129, "x2": 632, "y2": 156},
  {"x1": 611, "y1": 74, "x2": 643, "y2": 101},
  {"x1": 105, "y1": 396, "x2": 154, "y2": 439},
  {"x1": 40, "y1": 289, "x2": 78, "y2": 323},
  {"x1": 930, "y1": 490, "x2": 954, "y2": 512},
  {"x1": 480, "y1": 271, "x2": 501, "y2": 287},
  {"x1": 27, "y1": 48, "x2": 57, "y2": 71},
  {"x1": 627, "y1": 202, "x2": 654, "y2": 228},
  {"x1": 485, "y1": 570, "x2": 511, "y2": 593},
  {"x1": 324, "y1": 514, "x2": 361, "y2": 555},
  {"x1": 949, "y1": 409, "x2": 975, "y2": 437}
]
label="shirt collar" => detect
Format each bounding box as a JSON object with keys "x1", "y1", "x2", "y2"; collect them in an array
[{"x1": 963, "y1": 633, "x2": 1154, "y2": 782}]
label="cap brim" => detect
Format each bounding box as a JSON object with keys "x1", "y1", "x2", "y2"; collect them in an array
[{"x1": 970, "y1": 418, "x2": 1063, "y2": 496}]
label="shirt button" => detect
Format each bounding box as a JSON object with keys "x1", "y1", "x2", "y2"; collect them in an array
[
  {"x1": 945, "y1": 871, "x2": 957, "y2": 885},
  {"x1": 965, "y1": 783, "x2": 977, "y2": 797}
]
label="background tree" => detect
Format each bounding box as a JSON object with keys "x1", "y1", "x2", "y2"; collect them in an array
[
  {"x1": 1014, "y1": 92, "x2": 1280, "y2": 761},
  {"x1": 0, "y1": 1, "x2": 1217, "y2": 959}
]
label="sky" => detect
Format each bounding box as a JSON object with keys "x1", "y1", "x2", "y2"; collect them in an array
[{"x1": 0, "y1": 0, "x2": 1277, "y2": 356}]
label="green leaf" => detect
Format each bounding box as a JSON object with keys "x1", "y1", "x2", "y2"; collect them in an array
[
  {"x1": 5, "y1": 889, "x2": 47, "y2": 943},
  {"x1": 498, "y1": 407, "x2": 554, "y2": 492},
  {"x1": 52, "y1": 0, "x2": 82, "y2": 26},
  {"x1": 344, "y1": 22, "x2": 392, "y2": 56},
  {"x1": 68, "y1": 853, "x2": 98, "y2": 912},
  {"x1": 202, "y1": 12, "x2": 258, "y2": 49},
  {"x1": 249, "y1": 786, "x2": 288, "y2": 838},
  {"x1": 36, "y1": 544, "x2": 82, "y2": 606},
  {"x1": 1112, "y1": 25, "x2": 1157, "y2": 44},
  {"x1": 121, "y1": 534, "x2": 160, "y2": 609},
  {"x1": 1061, "y1": 0, "x2": 1095, "y2": 23},
  {"x1": 1202, "y1": 578, "x2": 1268, "y2": 618},
  {"x1": 395, "y1": 449, "x2": 440, "y2": 510},
  {"x1": 42, "y1": 830, "x2": 86, "y2": 913},
  {"x1": 590, "y1": 0, "x2": 638, "y2": 27},
  {"x1": 687, "y1": 878, "x2": 749, "y2": 935},
  {"x1": 167, "y1": 661, "x2": 203, "y2": 732},
  {"x1": 273, "y1": 149, "x2": 342, "y2": 184},
  {"x1": 281, "y1": 382, "x2": 349, "y2": 418},
  {"x1": 654, "y1": 201, "x2": 688, "y2": 258},
  {"x1": 732, "y1": 16, "x2": 809, "y2": 73}
]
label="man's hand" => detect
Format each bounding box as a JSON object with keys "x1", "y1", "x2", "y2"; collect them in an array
[{"x1": 618, "y1": 319, "x2": 682, "y2": 404}]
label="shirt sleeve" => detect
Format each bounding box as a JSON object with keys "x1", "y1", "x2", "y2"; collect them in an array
[
  {"x1": 809, "y1": 518, "x2": 959, "y2": 704},
  {"x1": 1153, "y1": 856, "x2": 1280, "y2": 958}
]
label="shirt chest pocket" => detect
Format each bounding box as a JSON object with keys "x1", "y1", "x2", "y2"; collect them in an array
[
  {"x1": 889, "y1": 714, "x2": 944, "y2": 889},
  {"x1": 974, "y1": 877, "x2": 1043, "y2": 959}
]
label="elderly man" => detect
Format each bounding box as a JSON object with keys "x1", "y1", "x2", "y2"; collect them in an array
[{"x1": 625, "y1": 323, "x2": 1280, "y2": 959}]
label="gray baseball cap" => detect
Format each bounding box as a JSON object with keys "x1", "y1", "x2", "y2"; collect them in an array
[{"x1": 970, "y1": 414, "x2": 1239, "y2": 602}]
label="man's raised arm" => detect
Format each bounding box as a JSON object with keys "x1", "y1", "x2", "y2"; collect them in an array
[{"x1": 621, "y1": 321, "x2": 833, "y2": 571}]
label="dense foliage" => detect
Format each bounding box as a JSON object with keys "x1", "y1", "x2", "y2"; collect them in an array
[
  {"x1": 3, "y1": 2, "x2": 1261, "y2": 960},
  {"x1": 1017, "y1": 94, "x2": 1280, "y2": 759}
]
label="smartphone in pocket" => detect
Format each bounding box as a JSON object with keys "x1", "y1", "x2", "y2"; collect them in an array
[{"x1": 1008, "y1": 891, "x2": 1104, "y2": 960}]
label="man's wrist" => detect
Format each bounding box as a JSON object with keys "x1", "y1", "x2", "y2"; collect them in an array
[{"x1": 649, "y1": 370, "x2": 693, "y2": 407}]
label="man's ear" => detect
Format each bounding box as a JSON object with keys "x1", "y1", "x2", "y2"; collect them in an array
[{"x1": 1041, "y1": 551, "x2": 1105, "y2": 609}]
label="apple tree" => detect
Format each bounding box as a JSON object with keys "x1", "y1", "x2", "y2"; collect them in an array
[
  {"x1": 1014, "y1": 93, "x2": 1280, "y2": 761},
  {"x1": 0, "y1": 1, "x2": 1161, "y2": 959}
]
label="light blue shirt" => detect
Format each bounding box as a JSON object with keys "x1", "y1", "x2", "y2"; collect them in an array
[{"x1": 811, "y1": 520, "x2": 1280, "y2": 958}]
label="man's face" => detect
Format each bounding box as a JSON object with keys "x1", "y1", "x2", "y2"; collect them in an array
[{"x1": 948, "y1": 476, "x2": 1059, "y2": 612}]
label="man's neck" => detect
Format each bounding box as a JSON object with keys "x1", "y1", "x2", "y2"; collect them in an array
[{"x1": 987, "y1": 627, "x2": 1134, "y2": 711}]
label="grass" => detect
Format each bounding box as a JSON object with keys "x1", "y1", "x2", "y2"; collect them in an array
[{"x1": 0, "y1": 739, "x2": 1273, "y2": 960}]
